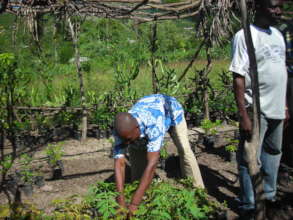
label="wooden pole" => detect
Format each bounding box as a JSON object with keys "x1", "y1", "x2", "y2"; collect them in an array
[
  {"x1": 150, "y1": 19, "x2": 158, "y2": 93},
  {"x1": 239, "y1": 0, "x2": 265, "y2": 219},
  {"x1": 68, "y1": 17, "x2": 87, "y2": 142},
  {"x1": 203, "y1": 44, "x2": 212, "y2": 120}
]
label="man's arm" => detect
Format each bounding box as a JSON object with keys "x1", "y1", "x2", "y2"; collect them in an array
[
  {"x1": 129, "y1": 151, "x2": 160, "y2": 210},
  {"x1": 115, "y1": 157, "x2": 127, "y2": 207},
  {"x1": 233, "y1": 73, "x2": 252, "y2": 139}
]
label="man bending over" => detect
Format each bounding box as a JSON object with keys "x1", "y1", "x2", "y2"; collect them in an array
[{"x1": 113, "y1": 94, "x2": 204, "y2": 215}]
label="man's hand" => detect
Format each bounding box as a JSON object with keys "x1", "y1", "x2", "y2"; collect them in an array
[
  {"x1": 240, "y1": 114, "x2": 252, "y2": 140},
  {"x1": 116, "y1": 194, "x2": 127, "y2": 208},
  {"x1": 128, "y1": 203, "x2": 138, "y2": 217},
  {"x1": 130, "y1": 152, "x2": 160, "y2": 209}
]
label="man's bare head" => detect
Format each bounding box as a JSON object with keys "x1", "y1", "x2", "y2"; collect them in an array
[
  {"x1": 114, "y1": 112, "x2": 140, "y2": 144},
  {"x1": 255, "y1": 0, "x2": 283, "y2": 24}
]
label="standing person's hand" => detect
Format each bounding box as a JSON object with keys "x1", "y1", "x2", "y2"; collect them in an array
[{"x1": 240, "y1": 114, "x2": 252, "y2": 140}]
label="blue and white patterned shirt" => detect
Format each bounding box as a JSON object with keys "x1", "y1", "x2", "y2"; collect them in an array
[{"x1": 113, "y1": 94, "x2": 184, "y2": 159}]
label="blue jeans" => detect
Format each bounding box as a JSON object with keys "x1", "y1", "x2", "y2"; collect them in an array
[{"x1": 237, "y1": 114, "x2": 283, "y2": 210}]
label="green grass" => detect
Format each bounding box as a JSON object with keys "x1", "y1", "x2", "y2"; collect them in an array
[
  {"x1": 116, "y1": 59, "x2": 229, "y2": 96},
  {"x1": 28, "y1": 59, "x2": 230, "y2": 106}
]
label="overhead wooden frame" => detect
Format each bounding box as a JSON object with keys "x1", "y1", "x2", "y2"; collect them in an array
[
  {"x1": 0, "y1": 0, "x2": 242, "y2": 47},
  {"x1": 1, "y1": 0, "x2": 204, "y2": 22}
]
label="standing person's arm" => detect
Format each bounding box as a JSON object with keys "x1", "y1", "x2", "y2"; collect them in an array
[
  {"x1": 230, "y1": 31, "x2": 252, "y2": 139},
  {"x1": 128, "y1": 151, "x2": 160, "y2": 214},
  {"x1": 233, "y1": 73, "x2": 252, "y2": 139},
  {"x1": 115, "y1": 157, "x2": 127, "y2": 207}
]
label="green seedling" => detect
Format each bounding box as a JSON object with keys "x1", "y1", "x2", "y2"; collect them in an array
[
  {"x1": 160, "y1": 144, "x2": 169, "y2": 160},
  {"x1": 224, "y1": 138, "x2": 239, "y2": 152},
  {"x1": 225, "y1": 145, "x2": 237, "y2": 153},
  {"x1": 19, "y1": 154, "x2": 35, "y2": 184},
  {"x1": 0, "y1": 155, "x2": 13, "y2": 174},
  {"x1": 45, "y1": 142, "x2": 64, "y2": 168},
  {"x1": 200, "y1": 119, "x2": 221, "y2": 136}
]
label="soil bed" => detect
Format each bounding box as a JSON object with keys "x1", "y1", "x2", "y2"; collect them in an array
[{"x1": 1, "y1": 126, "x2": 293, "y2": 219}]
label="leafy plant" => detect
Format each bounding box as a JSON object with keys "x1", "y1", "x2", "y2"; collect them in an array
[
  {"x1": 225, "y1": 138, "x2": 239, "y2": 153},
  {"x1": 91, "y1": 104, "x2": 114, "y2": 131},
  {"x1": 19, "y1": 169, "x2": 35, "y2": 184},
  {"x1": 53, "y1": 110, "x2": 80, "y2": 128},
  {"x1": 89, "y1": 62, "x2": 140, "y2": 131},
  {"x1": 83, "y1": 180, "x2": 223, "y2": 220},
  {"x1": 0, "y1": 53, "x2": 16, "y2": 79},
  {"x1": 209, "y1": 70, "x2": 237, "y2": 121},
  {"x1": 45, "y1": 142, "x2": 64, "y2": 168},
  {"x1": 160, "y1": 144, "x2": 168, "y2": 160},
  {"x1": 225, "y1": 145, "x2": 237, "y2": 153},
  {"x1": 0, "y1": 178, "x2": 224, "y2": 219},
  {"x1": 200, "y1": 119, "x2": 221, "y2": 136},
  {"x1": 85, "y1": 182, "x2": 119, "y2": 220},
  {"x1": 19, "y1": 154, "x2": 35, "y2": 184},
  {"x1": 154, "y1": 59, "x2": 181, "y2": 96},
  {"x1": 0, "y1": 53, "x2": 28, "y2": 128},
  {"x1": 50, "y1": 195, "x2": 92, "y2": 220},
  {"x1": 0, "y1": 203, "x2": 44, "y2": 219},
  {"x1": 19, "y1": 153, "x2": 33, "y2": 168},
  {"x1": 0, "y1": 155, "x2": 13, "y2": 175}
]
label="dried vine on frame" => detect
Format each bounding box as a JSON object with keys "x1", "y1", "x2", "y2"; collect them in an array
[{"x1": 2, "y1": 0, "x2": 238, "y2": 45}]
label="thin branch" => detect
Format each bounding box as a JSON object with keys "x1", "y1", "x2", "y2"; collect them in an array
[{"x1": 178, "y1": 39, "x2": 205, "y2": 82}]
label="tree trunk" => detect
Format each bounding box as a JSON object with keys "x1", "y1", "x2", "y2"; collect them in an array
[
  {"x1": 239, "y1": 1, "x2": 264, "y2": 219},
  {"x1": 0, "y1": 128, "x2": 5, "y2": 181},
  {"x1": 203, "y1": 89, "x2": 209, "y2": 120},
  {"x1": 68, "y1": 17, "x2": 87, "y2": 142}
]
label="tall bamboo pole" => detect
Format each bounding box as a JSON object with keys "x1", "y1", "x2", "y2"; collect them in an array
[{"x1": 239, "y1": 0, "x2": 265, "y2": 219}]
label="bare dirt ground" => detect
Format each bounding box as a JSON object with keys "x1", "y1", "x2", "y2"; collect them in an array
[{"x1": 1, "y1": 126, "x2": 293, "y2": 219}]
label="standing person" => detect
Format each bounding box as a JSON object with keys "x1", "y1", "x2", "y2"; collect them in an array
[
  {"x1": 113, "y1": 94, "x2": 204, "y2": 215},
  {"x1": 277, "y1": 20, "x2": 293, "y2": 168},
  {"x1": 229, "y1": 0, "x2": 287, "y2": 217}
]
